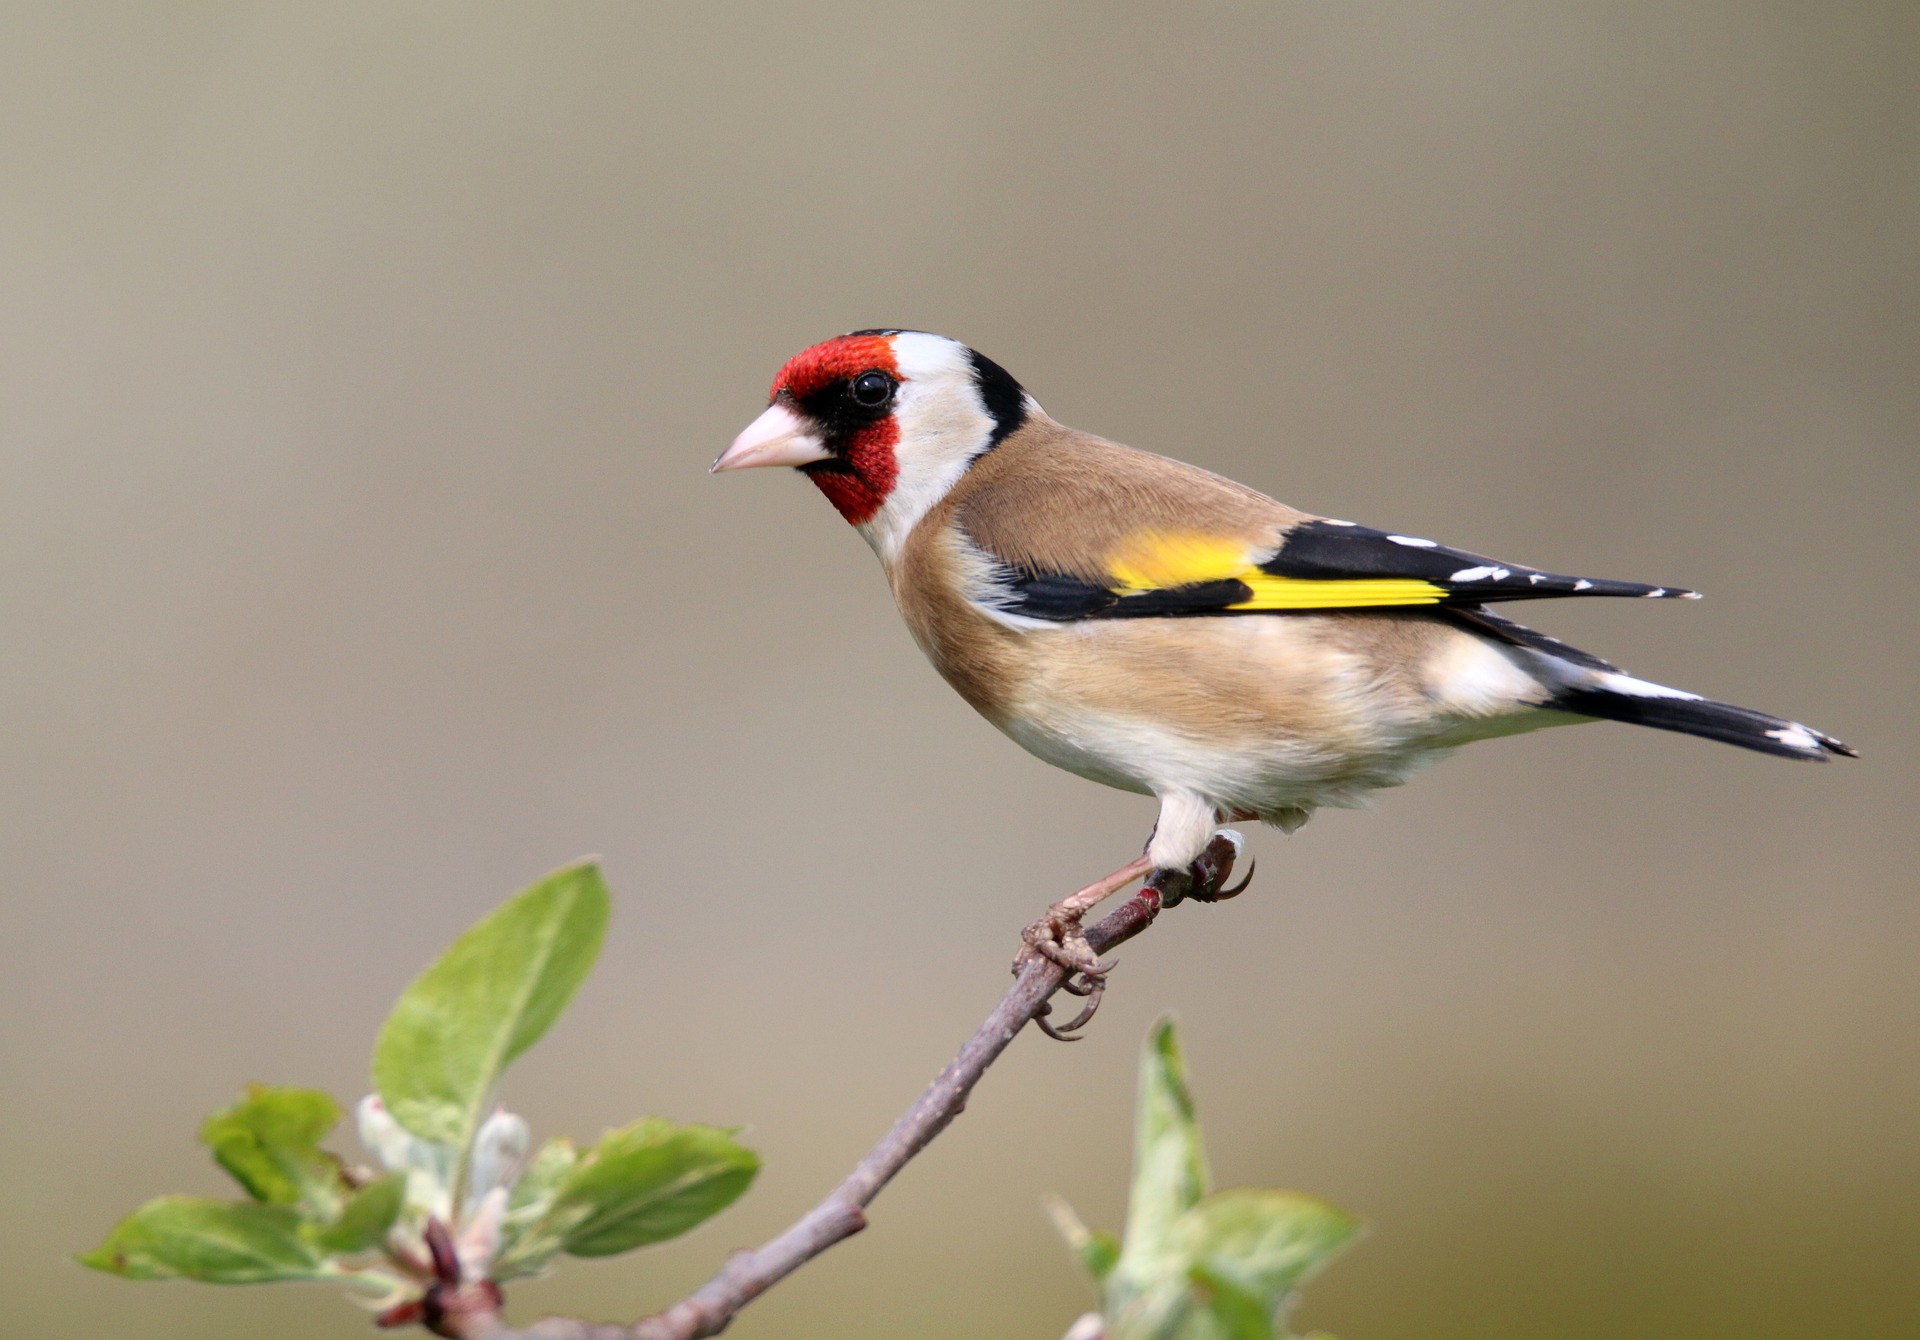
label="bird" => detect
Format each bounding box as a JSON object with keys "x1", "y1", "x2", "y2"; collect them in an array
[{"x1": 713, "y1": 329, "x2": 1855, "y2": 1003}]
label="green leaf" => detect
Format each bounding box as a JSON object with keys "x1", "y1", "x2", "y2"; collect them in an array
[
  {"x1": 199, "y1": 1086, "x2": 344, "y2": 1214},
  {"x1": 546, "y1": 1118, "x2": 759, "y2": 1257},
  {"x1": 1108, "y1": 1268, "x2": 1272, "y2": 1340},
  {"x1": 511, "y1": 1136, "x2": 578, "y2": 1211},
  {"x1": 1174, "y1": 1189, "x2": 1361, "y2": 1312},
  {"x1": 317, "y1": 1174, "x2": 405, "y2": 1254},
  {"x1": 1106, "y1": 1283, "x2": 1197, "y2": 1340},
  {"x1": 492, "y1": 1138, "x2": 582, "y2": 1281},
  {"x1": 1117, "y1": 1016, "x2": 1210, "y2": 1275},
  {"x1": 79, "y1": 1196, "x2": 331, "y2": 1283},
  {"x1": 1047, "y1": 1194, "x2": 1122, "y2": 1286},
  {"x1": 1094, "y1": 1020, "x2": 1359, "y2": 1340},
  {"x1": 1183, "y1": 1261, "x2": 1275, "y2": 1340},
  {"x1": 371, "y1": 860, "x2": 610, "y2": 1148}
]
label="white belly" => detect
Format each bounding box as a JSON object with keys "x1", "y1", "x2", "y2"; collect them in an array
[{"x1": 1000, "y1": 701, "x2": 1452, "y2": 818}]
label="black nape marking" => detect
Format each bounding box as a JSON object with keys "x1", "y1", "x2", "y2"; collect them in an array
[{"x1": 968, "y1": 348, "x2": 1028, "y2": 450}]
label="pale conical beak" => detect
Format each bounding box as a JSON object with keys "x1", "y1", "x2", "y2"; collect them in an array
[{"x1": 711, "y1": 403, "x2": 831, "y2": 473}]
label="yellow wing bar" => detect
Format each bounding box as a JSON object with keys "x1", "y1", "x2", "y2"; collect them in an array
[
  {"x1": 1106, "y1": 531, "x2": 1256, "y2": 589},
  {"x1": 1230, "y1": 573, "x2": 1447, "y2": 608},
  {"x1": 1107, "y1": 530, "x2": 1447, "y2": 610}
]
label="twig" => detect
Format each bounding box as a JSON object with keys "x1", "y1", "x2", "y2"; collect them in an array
[{"x1": 457, "y1": 865, "x2": 1166, "y2": 1340}]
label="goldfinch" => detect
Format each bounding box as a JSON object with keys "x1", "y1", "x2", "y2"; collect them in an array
[{"x1": 714, "y1": 330, "x2": 1855, "y2": 976}]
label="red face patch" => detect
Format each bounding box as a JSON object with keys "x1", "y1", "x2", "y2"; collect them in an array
[
  {"x1": 805, "y1": 418, "x2": 899, "y2": 526},
  {"x1": 771, "y1": 333, "x2": 899, "y2": 402},
  {"x1": 772, "y1": 333, "x2": 904, "y2": 528}
]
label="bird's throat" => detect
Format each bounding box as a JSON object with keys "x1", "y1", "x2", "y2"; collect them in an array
[{"x1": 804, "y1": 420, "x2": 899, "y2": 526}]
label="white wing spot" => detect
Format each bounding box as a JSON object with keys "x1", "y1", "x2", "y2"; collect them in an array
[
  {"x1": 1767, "y1": 724, "x2": 1820, "y2": 751},
  {"x1": 1528, "y1": 573, "x2": 1546, "y2": 584},
  {"x1": 1387, "y1": 534, "x2": 1438, "y2": 547},
  {"x1": 1450, "y1": 566, "x2": 1507, "y2": 582},
  {"x1": 1573, "y1": 579, "x2": 1593, "y2": 591},
  {"x1": 1646, "y1": 588, "x2": 1666, "y2": 598}
]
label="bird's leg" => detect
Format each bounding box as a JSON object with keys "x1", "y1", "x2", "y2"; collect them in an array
[
  {"x1": 1139, "y1": 794, "x2": 1253, "y2": 909},
  {"x1": 1023, "y1": 831, "x2": 1256, "y2": 1042},
  {"x1": 1019, "y1": 798, "x2": 1259, "y2": 1041},
  {"x1": 1016, "y1": 853, "x2": 1153, "y2": 981},
  {"x1": 1143, "y1": 829, "x2": 1253, "y2": 908}
]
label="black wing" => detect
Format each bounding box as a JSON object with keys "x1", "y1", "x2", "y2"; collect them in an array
[
  {"x1": 1258, "y1": 521, "x2": 1697, "y2": 602},
  {"x1": 985, "y1": 520, "x2": 1696, "y2": 623}
]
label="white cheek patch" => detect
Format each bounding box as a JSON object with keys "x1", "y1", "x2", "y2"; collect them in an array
[{"x1": 858, "y1": 333, "x2": 996, "y2": 564}]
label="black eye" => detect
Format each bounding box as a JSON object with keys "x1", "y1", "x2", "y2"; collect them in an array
[{"x1": 850, "y1": 371, "x2": 895, "y2": 408}]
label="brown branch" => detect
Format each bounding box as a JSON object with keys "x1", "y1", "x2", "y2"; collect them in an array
[{"x1": 454, "y1": 862, "x2": 1167, "y2": 1340}]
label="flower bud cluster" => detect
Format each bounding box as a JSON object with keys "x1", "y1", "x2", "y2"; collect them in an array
[{"x1": 356, "y1": 1096, "x2": 535, "y2": 1298}]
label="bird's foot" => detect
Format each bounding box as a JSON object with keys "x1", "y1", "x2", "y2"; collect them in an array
[
  {"x1": 1144, "y1": 830, "x2": 1253, "y2": 910},
  {"x1": 1015, "y1": 854, "x2": 1153, "y2": 1040},
  {"x1": 1018, "y1": 906, "x2": 1115, "y2": 1042},
  {"x1": 1018, "y1": 904, "x2": 1113, "y2": 981}
]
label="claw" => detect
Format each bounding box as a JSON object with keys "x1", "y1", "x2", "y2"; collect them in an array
[
  {"x1": 1036, "y1": 976, "x2": 1106, "y2": 1040},
  {"x1": 1184, "y1": 829, "x2": 1252, "y2": 903},
  {"x1": 1212, "y1": 856, "x2": 1255, "y2": 901},
  {"x1": 1034, "y1": 1010, "x2": 1081, "y2": 1042},
  {"x1": 1051, "y1": 948, "x2": 1112, "y2": 979}
]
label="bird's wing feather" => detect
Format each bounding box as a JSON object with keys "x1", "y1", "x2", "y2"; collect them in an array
[
  {"x1": 1250, "y1": 519, "x2": 1696, "y2": 604},
  {"x1": 951, "y1": 419, "x2": 1695, "y2": 622}
]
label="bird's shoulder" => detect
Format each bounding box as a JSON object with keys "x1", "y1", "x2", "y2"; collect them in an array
[{"x1": 935, "y1": 415, "x2": 1309, "y2": 582}]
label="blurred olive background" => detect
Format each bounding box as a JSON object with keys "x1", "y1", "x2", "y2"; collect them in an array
[{"x1": 2, "y1": 5, "x2": 1914, "y2": 1338}]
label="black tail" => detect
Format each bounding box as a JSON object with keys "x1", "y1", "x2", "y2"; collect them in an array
[
  {"x1": 1553, "y1": 687, "x2": 1858, "y2": 761},
  {"x1": 1445, "y1": 606, "x2": 1858, "y2": 762}
]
